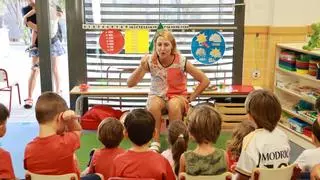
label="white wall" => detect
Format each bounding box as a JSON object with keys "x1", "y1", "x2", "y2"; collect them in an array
[
  {"x1": 245, "y1": 0, "x2": 320, "y2": 26},
  {"x1": 244, "y1": 0, "x2": 273, "y2": 25}
]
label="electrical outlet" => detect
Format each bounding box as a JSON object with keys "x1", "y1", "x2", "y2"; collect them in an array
[{"x1": 252, "y1": 69, "x2": 261, "y2": 79}]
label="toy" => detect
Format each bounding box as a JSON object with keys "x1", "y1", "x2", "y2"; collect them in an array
[{"x1": 303, "y1": 22, "x2": 320, "y2": 51}]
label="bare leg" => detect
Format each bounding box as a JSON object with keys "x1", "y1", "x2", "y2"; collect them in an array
[
  {"x1": 31, "y1": 30, "x2": 37, "y2": 46},
  {"x1": 51, "y1": 56, "x2": 60, "y2": 93},
  {"x1": 147, "y1": 96, "x2": 166, "y2": 142},
  {"x1": 27, "y1": 57, "x2": 40, "y2": 99},
  {"x1": 26, "y1": 21, "x2": 37, "y2": 32},
  {"x1": 167, "y1": 96, "x2": 187, "y2": 121}
]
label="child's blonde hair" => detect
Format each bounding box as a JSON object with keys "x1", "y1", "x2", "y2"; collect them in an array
[
  {"x1": 245, "y1": 89, "x2": 281, "y2": 132},
  {"x1": 167, "y1": 120, "x2": 189, "y2": 175},
  {"x1": 187, "y1": 104, "x2": 221, "y2": 144},
  {"x1": 226, "y1": 120, "x2": 256, "y2": 159}
]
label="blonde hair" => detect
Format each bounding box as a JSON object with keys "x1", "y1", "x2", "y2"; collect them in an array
[
  {"x1": 151, "y1": 29, "x2": 179, "y2": 61},
  {"x1": 187, "y1": 104, "x2": 222, "y2": 144},
  {"x1": 245, "y1": 89, "x2": 281, "y2": 132},
  {"x1": 226, "y1": 120, "x2": 256, "y2": 159}
]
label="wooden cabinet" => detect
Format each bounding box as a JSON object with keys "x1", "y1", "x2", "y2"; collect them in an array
[{"x1": 274, "y1": 43, "x2": 320, "y2": 149}]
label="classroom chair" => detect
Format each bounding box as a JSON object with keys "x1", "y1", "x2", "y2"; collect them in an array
[
  {"x1": 252, "y1": 164, "x2": 301, "y2": 180},
  {"x1": 179, "y1": 172, "x2": 233, "y2": 180},
  {"x1": 0, "y1": 68, "x2": 21, "y2": 112},
  {"x1": 25, "y1": 170, "x2": 78, "y2": 180}
]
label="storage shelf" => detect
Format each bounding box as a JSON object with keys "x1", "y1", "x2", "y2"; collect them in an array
[
  {"x1": 275, "y1": 86, "x2": 316, "y2": 104},
  {"x1": 278, "y1": 123, "x2": 314, "y2": 149},
  {"x1": 277, "y1": 43, "x2": 320, "y2": 57},
  {"x1": 282, "y1": 106, "x2": 314, "y2": 124},
  {"x1": 276, "y1": 67, "x2": 320, "y2": 83},
  {"x1": 275, "y1": 43, "x2": 320, "y2": 149}
]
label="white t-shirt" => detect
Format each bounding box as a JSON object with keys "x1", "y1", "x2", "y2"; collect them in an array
[
  {"x1": 161, "y1": 149, "x2": 174, "y2": 168},
  {"x1": 294, "y1": 147, "x2": 320, "y2": 172},
  {"x1": 235, "y1": 128, "x2": 291, "y2": 176}
]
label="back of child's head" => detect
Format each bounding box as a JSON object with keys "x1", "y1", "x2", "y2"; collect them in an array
[
  {"x1": 0, "y1": 103, "x2": 9, "y2": 124},
  {"x1": 312, "y1": 120, "x2": 320, "y2": 143},
  {"x1": 226, "y1": 120, "x2": 256, "y2": 158},
  {"x1": 187, "y1": 104, "x2": 221, "y2": 144},
  {"x1": 168, "y1": 120, "x2": 189, "y2": 175},
  {"x1": 315, "y1": 97, "x2": 320, "y2": 113},
  {"x1": 98, "y1": 117, "x2": 124, "y2": 148},
  {"x1": 245, "y1": 89, "x2": 281, "y2": 132},
  {"x1": 35, "y1": 92, "x2": 68, "y2": 124},
  {"x1": 124, "y1": 109, "x2": 155, "y2": 146},
  {"x1": 0, "y1": 103, "x2": 9, "y2": 137}
]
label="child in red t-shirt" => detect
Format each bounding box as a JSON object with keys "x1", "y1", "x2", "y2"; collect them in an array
[
  {"x1": 24, "y1": 92, "x2": 82, "y2": 177},
  {"x1": 82, "y1": 117, "x2": 125, "y2": 179},
  {"x1": 226, "y1": 120, "x2": 256, "y2": 172},
  {"x1": 0, "y1": 103, "x2": 15, "y2": 180},
  {"x1": 112, "y1": 109, "x2": 175, "y2": 180}
]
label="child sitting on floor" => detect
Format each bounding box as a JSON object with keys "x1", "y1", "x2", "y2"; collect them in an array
[
  {"x1": 226, "y1": 120, "x2": 256, "y2": 172},
  {"x1": 179, "y1": 104, "x2": 228, "y2": 177},
  {"x1": 0, "y1": 103, "x2": 16, "y2": 180},
  {"x1": 84, "y1": 117, "x2": 126, "y2": 179},
  {"x1": 162, "y1": 120, "x2": 189, "y2": 176},
  {"x1": 112, "y1": 109, "x2": 175, "y2": 180},
  {"x1": 235, "y1": 89, "x2": 290, "y2": 180},
  {"x1": 24, "y1": 92, "x2": 82, "y2": 177}
]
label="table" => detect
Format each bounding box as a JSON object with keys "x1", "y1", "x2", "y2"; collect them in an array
[{"x1": 70, "y1": 85, "x2": 256, "y2": 115}]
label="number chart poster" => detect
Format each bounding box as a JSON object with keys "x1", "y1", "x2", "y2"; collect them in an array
[
  {"x1": 125, "y1": 29, "x2": 149, "y2": 54},
  {"x1": 99, "y1": 29, "x2": 124, "y2": 54},
  {"x1": 191, "y1": 29, "x2": 226, "y2": 65}
]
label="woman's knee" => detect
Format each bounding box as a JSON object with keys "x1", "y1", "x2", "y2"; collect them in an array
[
  {"x1": 168, "y1": 98, "x2": 184, "y2": 113},
  {"x1": 147, "y1": 96, "x2": 164, "y2": 112}
]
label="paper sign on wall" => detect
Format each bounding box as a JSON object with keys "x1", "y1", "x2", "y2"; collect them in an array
[
  {"x1": 125, "y1": 29, "x2": 149, "y2": 54},
  {"x1": 99, "y1": 29, "x2": 124, "y2": 54}
]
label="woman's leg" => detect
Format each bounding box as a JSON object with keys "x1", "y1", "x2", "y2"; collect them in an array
[
  {"x1": 167, "y1": 96, "x2": 188, "y2": 121},
  {"x1": 27, "y1": 56, "x2": 39, "y2": 99},
  {"x1": 147, "y1": 96, "x2": 166, "y2": 142},
  {"x1": 31, "y1": 30, "x2": 37, "y2": 46},
  {"x1": 26, "y1": 21, "x2": 37, "y2": 31},
  {"x1": 51, "y1": 56, "x2": 60, "y2": 93}
]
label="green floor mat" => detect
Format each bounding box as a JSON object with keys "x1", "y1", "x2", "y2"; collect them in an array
[{"x1": 76, "y1": 131, "x2": 232, "y2": 170}]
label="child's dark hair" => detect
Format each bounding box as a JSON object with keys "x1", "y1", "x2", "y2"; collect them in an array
[
  {"x1": 168, "y1": 120, "x2": 189, "y2": 176},
  {"x1": 124, "y1": 109, "x2": 155, "y2": 146},
  {"x1": 35, "y1": 92, "x2": 68, "y2": 124},
  {"x1": 0, "y1": 103, "x2": 9, "y2": 124},
  {"x1": 98, "y1": 117, "x2": 124, "y2": 148},
  {"x1": 245, "y1": 89, "x2": 281, "y2": 132},
  {"x1": 315, "y1": 97, "x2": 320, "y2": 113},
  {"x1": 187, "y1": 104, "x2": 222, "y2": 144},
  {"x1": 226, "y1": 120, "x2": 256, "y2": 159},
  {"x1": 312, "y1": 120, "x2": 320, "y2": 142}
]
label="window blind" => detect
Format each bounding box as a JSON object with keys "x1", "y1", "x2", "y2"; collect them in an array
[{"x1": 83, "y1": 0, "x2": 243, "y2": 109}]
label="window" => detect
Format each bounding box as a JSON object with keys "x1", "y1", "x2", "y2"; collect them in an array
[{"x1": 83, "y1": 0, "x2": 244, "y2": 109}]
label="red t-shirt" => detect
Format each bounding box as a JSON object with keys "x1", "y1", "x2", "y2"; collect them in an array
[
  {"x1": 112, "y1": 150, "x2": 176, "y2": 180},
  {"x1": 24, "y1": 132, "x2": 80, "y2": 176},
  {"x1": 0, "y1": 148, "x2": 15, "y2": 179},
  {"x1": 226, "y1": 150, "x2": 239, "y2": 172},
  {"x1": 88, "y1": 147, "x2": 125, "y2": 179}
]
